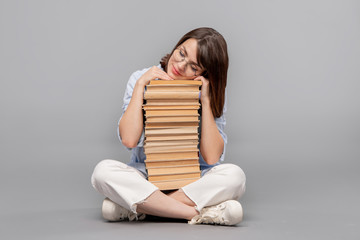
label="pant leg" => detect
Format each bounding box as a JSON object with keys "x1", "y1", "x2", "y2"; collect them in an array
[
  {"x1": 91, "y1": 159, "x2": 158, "y2": 214},
  {"x1": 181, "y1": 163, "x2": 246, "y2": 212}
]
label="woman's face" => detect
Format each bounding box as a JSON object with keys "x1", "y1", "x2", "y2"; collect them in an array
[{"x1": 167, "y1": 38, "x2": 204, "y2": 80}]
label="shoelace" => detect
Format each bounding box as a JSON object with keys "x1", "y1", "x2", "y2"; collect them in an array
[
  {"x1": 115, "y1": 206, "x2": 138, "y2": 221},
  {"x1": 128, "y1": 212, "x2": 146, "y2": 221},
  {"x1": 192, "y1": 202, "x2": 229, "y2": 225},
  {"x1": 128, "y1": 212, "x2": 138, "y2": 221}
]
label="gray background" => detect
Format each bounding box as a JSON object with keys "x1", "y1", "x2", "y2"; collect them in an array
[{"x1": 1, "y1": 0, "x2": 359, "y2": 239}]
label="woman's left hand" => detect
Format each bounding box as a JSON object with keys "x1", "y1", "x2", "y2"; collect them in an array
[{"x1": 194, "y1": 76, "x2": 210, "y2": 104}]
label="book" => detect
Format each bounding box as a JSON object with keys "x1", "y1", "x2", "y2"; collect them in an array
[
  {"x1": 149, "y1": 80, "x2": 202, "y2": 86},
  {"x1": 145, "y1": 122, "x2": 199, "y2": 129},
  {"x1": 145, "y1": 134, "x2": 198, "y2": 141},
  {"x1": 150, "y1": 178, "x2": 200, "y2": 190},
  {"x1": 145, "y1": 126, "x2": 198, "y2": 135},
  {"x1": 146, "y1": 99, "x2": 200, "y2": 106},
  {"x1": 143, "y1": 105, "x2": 200, "y2": 110},
  {"x1": 145, "y1": 158, "x2": 199, "y2": 167},
  {"x1": 148, "y1": 172, "x2": 201, "y2": 182},
  {"x1": 144, "y1": 146, "x2": 199, "y2": 154},
  {"x1": 144, "y1": 139, "x2": 198, "y2": 147},
  {"x1": 145, "y1": 116, "x2": 199, "y2": 123},
  {"x1": 143, "y1": 80, "x2": 202, "y2": 190},
  {"x1": 147, "y1": 164, "x2": 200, "y2": 175},
  {"x1": 144, "y1": 91, "x2": 200, "y2": 99},
  {"x1": 146, "y1": 150, "x2": 199, "y2": 161},
  {"x1": 146, "y1": 84, "x2": 200, "y2": 92},
  {"x1": 145, "y1": 109, "x2": 199, "y2": 117}
]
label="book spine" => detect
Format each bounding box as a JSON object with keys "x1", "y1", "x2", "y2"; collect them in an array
[{"x1": 144, "y1": 91, "x2": 199, "y2": 100}]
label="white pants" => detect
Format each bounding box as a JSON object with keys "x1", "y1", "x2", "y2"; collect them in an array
[{"x1": 91, "y1": 159, "x2": 246, "y2": 213}]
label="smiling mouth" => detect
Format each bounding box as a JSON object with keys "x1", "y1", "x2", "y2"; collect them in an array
[{"x1": 172, "y1": 65, "x2": 181, "y2": 76}]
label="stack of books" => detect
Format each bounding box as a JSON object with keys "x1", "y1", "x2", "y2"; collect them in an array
[{"x1": 143, "y1": 80, "x2": 202, "y2": 190}]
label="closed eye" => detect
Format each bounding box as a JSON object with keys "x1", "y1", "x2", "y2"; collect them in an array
[
  {"x1": 191, "y1": 65, "x2": 198, "y2": 72},
  {"x1": 179, "y1": 49, "x2": 185, "y2": 58}
]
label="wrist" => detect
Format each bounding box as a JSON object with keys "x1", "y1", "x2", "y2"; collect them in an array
[
  {"x1": 135, "y1": 80, "x2": 146, "y2": 90},
  {"x1": 201, "y1": 97, "x2": 210, "y2": 106},
  {"x1": 133, "y1": 82, "x2": 147, "y2": 100}
]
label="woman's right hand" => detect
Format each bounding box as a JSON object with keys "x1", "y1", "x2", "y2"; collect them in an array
[{"x1": 136, "y1": 66, "x2": 174, "y2": 87}]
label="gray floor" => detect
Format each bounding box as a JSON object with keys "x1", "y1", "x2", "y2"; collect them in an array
[{"x1": 1, "y1": 142, "x2": 359, "y2": 240}]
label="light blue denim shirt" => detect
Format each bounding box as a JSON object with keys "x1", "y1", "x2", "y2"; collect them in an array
[{"x1": 117, "y1": 65, "x2": 227, "y2": 178}]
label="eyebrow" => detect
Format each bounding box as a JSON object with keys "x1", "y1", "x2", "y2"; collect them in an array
[{"x1": 182, "y1": 46, "x2": 201, "y2": 68}]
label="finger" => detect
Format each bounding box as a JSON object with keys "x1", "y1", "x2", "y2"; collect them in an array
[
  {"x1": 156, "y1": 70, "x2": 174, "y2": 80},
  {"x1": 159, "y1": 68, "x2": 174, "y2": 80},
  {"x1": 149, "y1": 68, "x2": 172, "y2": 81},
  {"x1": 195, "y1": 76, "x2": 208, "y2": 87},
  {"x1": 156, "y1": 72, "x2": 173, "y2": 80},
  {"x1": 195, "y1": 76, "x2": 209, "y2": 85},
  {"x1": 194, "y1": 76, "x2": 203, "y2": 81},
  {"x1": 148, "y1": 66, "x2": 173, "y2": 81}
]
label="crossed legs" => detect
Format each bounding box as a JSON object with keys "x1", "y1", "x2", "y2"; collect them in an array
[
  {"x1": 136, "y1": 189, "x2": 198, "y2": 220},
  {"x1": 91, "y1": 159, "x2": 246, "y2": 221},
  {"x1": 91, "y1": 160, "x2": 199, "y2": 220}
]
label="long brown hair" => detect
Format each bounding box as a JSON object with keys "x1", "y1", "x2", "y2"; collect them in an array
[{"x1": 160, "y1": 27, "x2": 228, "y2": 118}]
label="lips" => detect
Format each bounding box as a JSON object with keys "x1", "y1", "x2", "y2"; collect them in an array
[{"x1": 172, "y1": 65, "x2": 181, "y2": 76}]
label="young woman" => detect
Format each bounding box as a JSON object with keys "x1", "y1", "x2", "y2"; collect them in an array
[{"x1": 91, "y1": 27, "x2": 246, "y2": 226}]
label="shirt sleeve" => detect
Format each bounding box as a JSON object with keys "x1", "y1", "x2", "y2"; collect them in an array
[
  {"x1": 214, "y1": 94, "x2": 228, "y2": 162},
  {"x1": 117, "y1": 70, "x2": 146, "y2": 150}
]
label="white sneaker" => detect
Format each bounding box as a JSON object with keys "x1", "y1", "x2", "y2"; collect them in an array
[
  {"x1": 188, "y1": 200, "x2": 243, "y2": 226},
  {"x1": 102, "y1": 198, "x2": 146, "y2": 222}
]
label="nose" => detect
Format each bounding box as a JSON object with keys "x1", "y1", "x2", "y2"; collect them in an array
[{"x1": 177, "y1": 61, "x2": 187, "y2": 72}]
